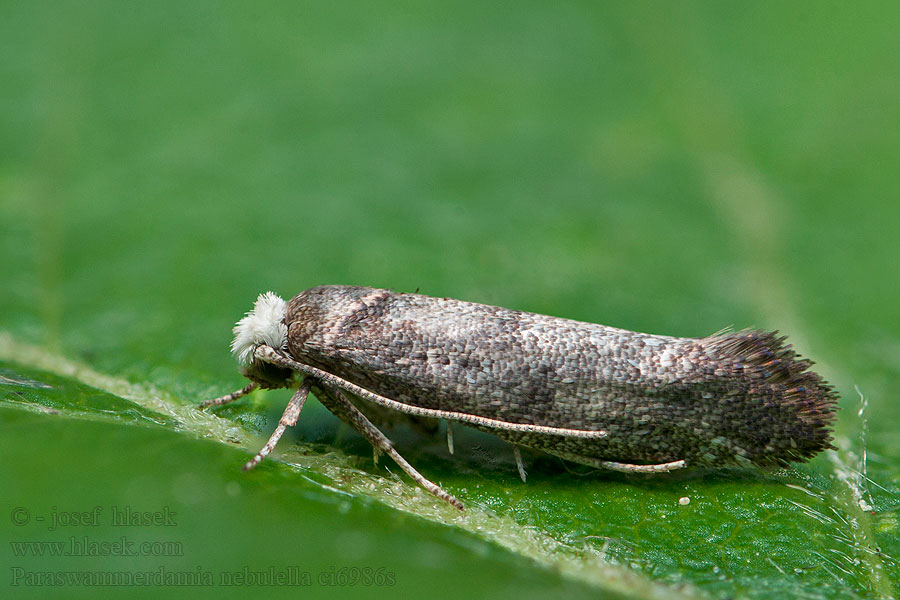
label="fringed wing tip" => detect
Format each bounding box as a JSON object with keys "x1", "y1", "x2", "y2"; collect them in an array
[{"x1": 706, "y1": 329, "x2": 839, "y2": 464}]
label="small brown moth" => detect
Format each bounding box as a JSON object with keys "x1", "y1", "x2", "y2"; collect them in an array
[{"x1": 202, "y1": 285, "x2": 838, "y2": 510}]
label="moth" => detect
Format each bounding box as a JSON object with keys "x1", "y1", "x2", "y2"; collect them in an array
[{"x1": 202, "y1": 285, "x2": 838, "y2": 510}]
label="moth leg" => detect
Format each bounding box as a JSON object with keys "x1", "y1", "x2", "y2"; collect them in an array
[
  {"x1": 547, "y1": 449, "x2": 686, "y2": 474},
  {"x1": 596, "y1": 459, "x2": 686, "y2": 474},
  {"x1": 313, "y1": 384, "x2": 464, "y2": 511},
  {"x1": 446, "y1": 421, "x2": 455, "y2": 455},
  {"x1": 200, "y1": 382, "x2": 258, "y2": 408},
  {"x1": 512, "y1": 445, "x2": 527, "y2": 483},
  {"x1": 243, "y1": 379, "x2": 313, "y2": 471}
]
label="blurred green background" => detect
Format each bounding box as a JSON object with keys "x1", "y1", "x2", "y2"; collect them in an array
[{"x1": 2, "y1": 2, "x2": 898, "y2": 599}]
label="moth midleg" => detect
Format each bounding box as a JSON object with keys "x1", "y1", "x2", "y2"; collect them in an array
[
  {"x1": 446, "y1": 421, "x2": 454, "y2": 455},
  {"x1": 546, "y1": 449, "x2": 686, "y2": 473},
  {"x1": 243, "y1": 380, "x2": 313, "y2": 471},
  {"x1": 254, "y1": 345, "x2": 608, "y2": 440},
  {"x1": 512, "y1": 445, "x2": 527, "y2": 483},
  {"x1": 312, "y1": 383, "x2": 464, "y2": 511},
  {"x1": 200, "y1": 382, "x2": 258, "y2": 408}
]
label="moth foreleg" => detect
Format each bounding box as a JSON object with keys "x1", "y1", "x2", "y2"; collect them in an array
[
  {"x1": 243, "y1": 379, "x2": 313, "y2": 471},
  {"x1": 200, "y1": 382, "x2": 258, "y2": 408},
  {"x1": 312, "y1": 384, "x2": 464, "y2": 511}
]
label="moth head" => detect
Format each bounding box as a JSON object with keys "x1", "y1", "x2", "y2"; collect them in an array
[{"x1": 231, "y1": 292, "x2": 293, "y2": 388}]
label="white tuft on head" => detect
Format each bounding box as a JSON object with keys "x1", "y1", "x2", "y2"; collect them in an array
[{"x1": 231, "y1": 292, "x2": 288, "y2": 365}]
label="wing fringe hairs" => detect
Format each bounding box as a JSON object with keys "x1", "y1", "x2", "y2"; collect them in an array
[{"x1": 705, "y1": 329, "x2": 838, "y2": 466}]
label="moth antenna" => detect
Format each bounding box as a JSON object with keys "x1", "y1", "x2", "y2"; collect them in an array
[
  {"x1": 446, "y1": 421, "x2": 455, "y2": 455},
  {"x1": 513, "y1": 445, "x2": 527, "y2": 483},
  {"x1": 254, "y1": 345, "x2": 608, "y2": 440},
  {"x1": 243, "y1": 381, "x2": 312, "y2": 471},
  {"x1": 200, "y1": 383, "x2": 258, "y2": 409}
]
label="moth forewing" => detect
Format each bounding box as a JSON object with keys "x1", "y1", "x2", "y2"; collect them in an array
[{"x1": 203, "y1": 285, "x2": 839, "y2": 510}]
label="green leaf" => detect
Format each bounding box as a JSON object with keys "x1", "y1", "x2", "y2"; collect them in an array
[{"x1": 1, "y1": 2, "x2": 898, "y2": 598}]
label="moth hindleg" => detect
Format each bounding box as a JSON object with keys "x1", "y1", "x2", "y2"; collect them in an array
[
  {"x1": 547, "y1": 449, "x2": 686, "y2": 474},
  {"x1": 596, "y1": 458, "x2": 686, "y2": 474}
]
